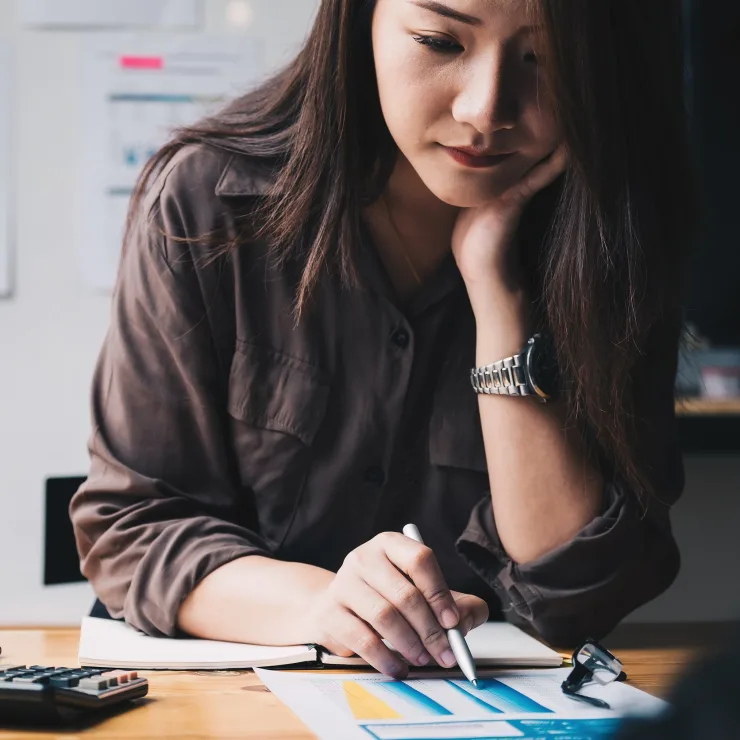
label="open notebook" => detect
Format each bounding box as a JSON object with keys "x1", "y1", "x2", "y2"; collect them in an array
[{"x1": 78, "y1": 616, "x2": 562, "y2": 671}]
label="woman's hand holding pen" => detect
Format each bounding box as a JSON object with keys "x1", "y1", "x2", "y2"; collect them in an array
[{"x1": 300, "y1": 532, "x2": 488, "y2": 679}]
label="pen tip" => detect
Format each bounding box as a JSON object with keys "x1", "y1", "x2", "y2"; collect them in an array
[{"x1": 472, "y1": 679, "x2": 479, "y2": 689}]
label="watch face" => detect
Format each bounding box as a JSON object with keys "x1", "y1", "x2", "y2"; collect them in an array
[{"x1": 526, "y1": 333, "x2": 560, "y2": 400}]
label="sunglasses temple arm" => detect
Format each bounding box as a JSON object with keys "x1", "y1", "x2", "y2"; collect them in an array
[{"x1": 560, "y1": 686, "x2": 611, "y2": 710}]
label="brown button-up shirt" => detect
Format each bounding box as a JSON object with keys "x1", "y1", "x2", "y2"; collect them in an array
[{"x1": 70, "y1": 144, "x2": 683, "y2": 645}]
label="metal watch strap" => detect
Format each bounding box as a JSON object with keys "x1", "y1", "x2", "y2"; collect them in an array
[{"x1": 470, "y1": 352, "x2": 531, "y2": 396}]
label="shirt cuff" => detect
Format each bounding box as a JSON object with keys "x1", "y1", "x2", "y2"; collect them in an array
[
  {"x1": 455, "y1": 479, "x2": 675, "y2": 646},
  {"x1": 119, "y1": 517, "x2": 273, "y2": 638}
]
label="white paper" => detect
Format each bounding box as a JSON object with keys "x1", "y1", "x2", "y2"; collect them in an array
[
  {"x1": 78, "y1": 33, "x2": 263, "y2": 291},
  {"x1": 0, "y1": 42, "x2": 12, "y2": 298},
  {"x1": 20, "y1": 0, "x2": 202, "y2": 29},
  {"x1": 78, "y1": 617, "x2": 316, "y2": 669},
  {"x1": 255, "y1": 668, "x2": 668, "y2": 740}
]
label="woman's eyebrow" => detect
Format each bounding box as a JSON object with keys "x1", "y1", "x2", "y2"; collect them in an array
[{"x1": 408, "y1": 0, "x2": 483, "y2": 27}]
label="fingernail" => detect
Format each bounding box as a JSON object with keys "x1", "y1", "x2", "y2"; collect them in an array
[
  {"x1": 417, "y1": 651, "x2": 431, "y2": 666},
  {"x1": 388, "y1": 663, "x2": 409, "y2": 679},
  {"x1": 441, "y1": 609, "x2": 458, "y2": 629},
  {"x1": 440, "y1": 649, "x2": 457, "y2": 668}
]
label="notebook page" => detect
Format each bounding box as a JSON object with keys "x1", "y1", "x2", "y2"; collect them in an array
[{"x1": 78, "y1": 616, "x2": 316, "y2": 669}]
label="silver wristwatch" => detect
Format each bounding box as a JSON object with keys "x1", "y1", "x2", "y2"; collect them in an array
[{"x1": 469, "y1": 334, "x2": 559, "y2": 402}]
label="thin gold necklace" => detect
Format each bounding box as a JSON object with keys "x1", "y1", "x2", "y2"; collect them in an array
[{"x1": 382, "y1": 192, "x2": 423, "y2": 286}]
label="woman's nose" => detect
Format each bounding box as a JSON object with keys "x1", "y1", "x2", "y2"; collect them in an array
[{"x1": 451, "y1": 55, "x2": 518, "y2": 135}]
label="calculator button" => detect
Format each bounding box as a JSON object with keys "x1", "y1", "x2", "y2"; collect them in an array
[
  {"x1": 79, "y1": 677, "x2": 110, "y2": 690},
  {"x1": 13, "y1": 675, "x2": 51, "y2": 685},
  {"x1": 49, "y1": 675, "x2": 80, "y2": 688},
  {"x1": 100, "y1": 672, "x2": 119, "y2": 687},
  {"x1": 2, "y1": 680, "x2": 45, "y2": 691}
]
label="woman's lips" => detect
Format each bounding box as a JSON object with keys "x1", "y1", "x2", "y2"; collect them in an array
[{"x1": 444, "y1": 147, "x2": 515, "y2": 169}]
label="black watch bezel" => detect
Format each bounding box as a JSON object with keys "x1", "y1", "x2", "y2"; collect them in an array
[{"x1": 524, "y1": 333, "x2": 560, "y2": 402}]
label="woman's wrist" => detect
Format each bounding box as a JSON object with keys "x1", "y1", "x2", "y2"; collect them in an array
[{"x1": 467, "y1": 279, "x2": 531, "y2": 363}]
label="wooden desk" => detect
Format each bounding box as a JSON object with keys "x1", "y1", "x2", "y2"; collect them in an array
[
  {"x1": 676, "y1": 398, "x2": 740, "y2": 415},
  {"x1": 0, "y1": 624, "x2": 731, "y2": 739}
]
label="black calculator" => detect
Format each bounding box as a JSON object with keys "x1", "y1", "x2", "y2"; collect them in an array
[{"x1": 0, "y1": 664, "x2": 149, "y2": 725}]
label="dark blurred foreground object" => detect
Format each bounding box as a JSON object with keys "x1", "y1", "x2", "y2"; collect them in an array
[{"x1": 614, "y1": 627, "x2": 740, "y2": 739}]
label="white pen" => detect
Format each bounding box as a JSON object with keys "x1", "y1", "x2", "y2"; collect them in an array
[{"x1": 402, "y1": 523, "x2": 479, "y2": 689}]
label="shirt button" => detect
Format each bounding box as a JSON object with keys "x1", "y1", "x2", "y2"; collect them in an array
[
  {"x1": 391, "y1": 328, "x2": 410, "y2": 349},
  {"x1": 363, "y1": 466, "x2": 386, "y2": 486}
]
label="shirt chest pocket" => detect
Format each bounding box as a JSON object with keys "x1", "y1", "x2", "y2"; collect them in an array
[
  {"x1": 227, "y1": 342, "x2": 330, "y2": 549},
  {"x1": 429, "y1": 357, "x2": 488, "y2": 474},
  {"x1": 428, "y1": 361, "x2": 490, "y2": 530}
]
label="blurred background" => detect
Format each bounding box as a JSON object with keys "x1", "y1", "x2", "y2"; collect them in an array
[{"x1": 0, "y1": 0, "x2": 737, "y2": 628}]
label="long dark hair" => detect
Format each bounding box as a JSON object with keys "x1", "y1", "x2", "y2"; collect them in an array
[{"x1": 128, "y1": 0, "x2": 695, "y2": 495}]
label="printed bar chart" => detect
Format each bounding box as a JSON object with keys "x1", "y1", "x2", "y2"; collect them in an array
[
  {"x1": 340, "y1": 678, "x2": 550, "y2": 721},
  {"x1": 256, "y1": 666, "x2": 668, "y2": 740}
]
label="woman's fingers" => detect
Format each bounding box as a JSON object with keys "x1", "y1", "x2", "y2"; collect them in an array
[
  {"x1": 450, "y1": 591, "x2": 490, "y2": 634},
  {"x1": 378, "y1": 533, "x2": 461, "y2": 630},
  {"x1": 508, "y1": 143, "x2": 569, "y2": 205},
  {"x1": 528, "y1": 143, "x2": 569, "y2": 191},
  {"x1": 361, "y1": 555, "x2": 456, "y2": 668},
  {"x1": 339, "y1": 577, "x2": 433, "y2": 668},
  {"x1": 327, "y1": 605, "x2": 409, "y2": 678}
]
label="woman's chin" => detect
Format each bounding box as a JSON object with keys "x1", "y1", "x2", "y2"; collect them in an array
[{"x1": 426, "y1": 181, "x2": 511, "y2": 208}]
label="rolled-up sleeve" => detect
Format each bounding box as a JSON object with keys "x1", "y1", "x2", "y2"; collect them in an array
[
  {"x1": 70, "y1": 176, "x2": 271, "y2": 637},
  {"x1": 456, "y1": 312, "x2": 684, "y2": 647}
]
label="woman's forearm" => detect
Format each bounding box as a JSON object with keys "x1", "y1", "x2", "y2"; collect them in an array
[
  {"x1": 471, "y1": 288, "x2": 603, "y2": 565},
  {"x1": 177, "y1": 555, "x2": 335, "y2": 645}
]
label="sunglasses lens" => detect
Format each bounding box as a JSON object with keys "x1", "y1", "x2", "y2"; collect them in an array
[{"x1": 575, "y1": 642, "x2": 623, "y2": 686}]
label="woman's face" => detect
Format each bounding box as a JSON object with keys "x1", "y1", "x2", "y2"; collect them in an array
[{"x1": 371, "y1": 0, "x2": 560, "y2": 207}]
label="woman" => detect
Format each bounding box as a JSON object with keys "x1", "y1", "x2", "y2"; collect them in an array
[{"x1": 71, "y1": 0, "x2": 694, "y2": 679}]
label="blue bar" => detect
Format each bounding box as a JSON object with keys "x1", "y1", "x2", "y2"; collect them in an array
[
  {"x1": 465, "y1": 679, "x2": 553, "y2": 714},
  {"x1": 446, "y1": 680, "x2": 503, "y2": 713},
  {"x1": 384, "y1": 682, "x2": 453, "y2": 716}
]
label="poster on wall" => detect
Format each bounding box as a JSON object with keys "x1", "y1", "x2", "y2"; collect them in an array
[
  {"x1": 0, "y1": 42, "x2": 12, "y2": 298},
  {"x1": 20, "y1": 0, "x2": 203, "y2": 29},
  {"x1": 78, "y1": 34, "x2": 263, "y2": 292}
]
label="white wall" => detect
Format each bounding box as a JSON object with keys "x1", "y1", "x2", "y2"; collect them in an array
[
  {"x1": 0, "y1": 0, "x2": 319, "y2": 625},
  {"x1": 0, "y1": 0, "x2": 738, "y2": 627}
]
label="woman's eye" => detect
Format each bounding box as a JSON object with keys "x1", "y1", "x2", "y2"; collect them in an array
[{"x1": 412, "y1": 35, "x2": 462, "y2": 54}]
